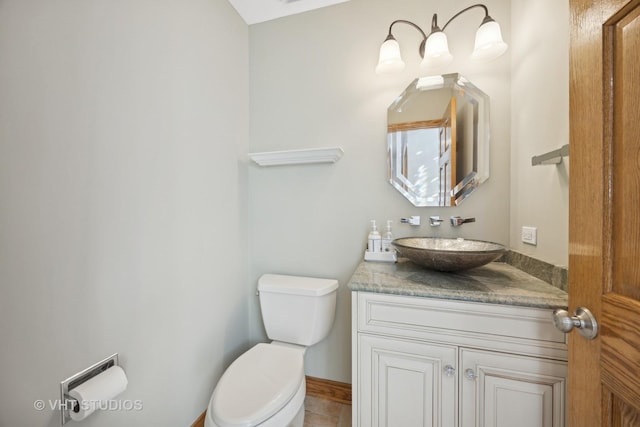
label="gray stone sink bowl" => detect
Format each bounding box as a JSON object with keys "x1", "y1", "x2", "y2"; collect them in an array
[{"x1": 392, "y1": 237, "x2": 506, "y2": 272}]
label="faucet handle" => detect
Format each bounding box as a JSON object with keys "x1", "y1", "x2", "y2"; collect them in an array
[
  {"x1": 429, "y1": 216, "x2": 445, "y2": 227},
  {"x1": 450, "y1": 216, "x2": 476, "y2": 227},
  {"x1": 400, "y1": 216, "x2": 421, "y2": 226}
]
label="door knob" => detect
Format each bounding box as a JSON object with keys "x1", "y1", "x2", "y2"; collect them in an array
[{"x1": 552, "y1": 307, "x2": 598, "y2": 339}]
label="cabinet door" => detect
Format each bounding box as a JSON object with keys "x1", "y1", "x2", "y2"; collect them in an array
[
  {"x1": 460, "y1": 348, "x2": 566, "y2": 427},
  {"x1": 358, "y1": 334, "x2": 457, "y2": 427}
]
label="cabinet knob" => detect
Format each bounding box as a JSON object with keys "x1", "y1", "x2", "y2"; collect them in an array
[
  {"x1": 464, "y1": 368, "x2": 477, "y2": 380},
  {"x1": 443, "y1": 364, "x2": 456, "y2": 377}
]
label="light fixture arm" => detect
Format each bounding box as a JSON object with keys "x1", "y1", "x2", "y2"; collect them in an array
[
  {"x1": 439, "y1": 3, "x2": 492, "y2": 31},
  {"x1": 385, "y1": 19, "x2": 428, "y2": 57},
  {"x1": 385, "y1": 19, "x2": 428, "y2": 41}
]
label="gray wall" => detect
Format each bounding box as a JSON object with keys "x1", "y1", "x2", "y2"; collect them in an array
[
  {"x1": 248, "y1": 0, "x2": 512, "y2": 383},
  {"x1": 0, "y1": 0, "x2": 249, "y2": 426}
]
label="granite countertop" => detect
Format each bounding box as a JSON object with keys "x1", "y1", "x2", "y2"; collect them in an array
[{"x1": 347, "y1": 259, "x2": 568, "y2": 309}]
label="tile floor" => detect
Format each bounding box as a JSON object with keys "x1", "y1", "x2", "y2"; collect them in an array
[{"x1": 303, "y1": 395, "x2": 352, "y2": 427}]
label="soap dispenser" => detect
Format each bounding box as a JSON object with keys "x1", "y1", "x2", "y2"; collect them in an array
[
  {"x1": 367, "y1": 220, "x2": 381, "y2": 253},
  {"x1": 382, "y1": 220, "x2": 394, "y2": 252},
  {"x1": 364, "y1": 220, "x2": 397, "y2": 263}
]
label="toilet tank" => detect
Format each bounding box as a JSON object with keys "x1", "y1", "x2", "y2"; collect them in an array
[{"x1": 258, "y1": 274, "x2": 339, "y2": 346}]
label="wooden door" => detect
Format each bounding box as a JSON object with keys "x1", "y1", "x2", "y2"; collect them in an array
[{"x1": 569, "y1": 0, "x2": 640, "y2": 424}]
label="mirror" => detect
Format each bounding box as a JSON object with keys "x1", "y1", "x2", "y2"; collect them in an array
[{"x1": 387, "y1": 73, "x2": 490, "y2": 206}]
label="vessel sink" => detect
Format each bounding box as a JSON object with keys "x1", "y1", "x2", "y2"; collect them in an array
[{"x1": 391, "y1": 237, "x2": 506, "y2": 272}]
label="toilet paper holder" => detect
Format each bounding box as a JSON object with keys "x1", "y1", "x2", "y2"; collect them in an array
[{"x1": 59, "y1": 353, "x2": 119, "y2": 425}]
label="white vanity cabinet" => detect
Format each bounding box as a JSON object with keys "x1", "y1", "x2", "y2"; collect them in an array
[{"x1": 352, "y1": 291, "x2": 568, "y2": 427}]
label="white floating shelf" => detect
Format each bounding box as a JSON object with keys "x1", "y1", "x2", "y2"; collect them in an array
[{"x1": 249, "y1": 147, "x2": 344, "y2": 167}]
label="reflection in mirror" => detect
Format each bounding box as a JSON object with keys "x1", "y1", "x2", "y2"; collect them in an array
[{"x1": 387, "y1": 73, "x2": 490, "y2": 206}]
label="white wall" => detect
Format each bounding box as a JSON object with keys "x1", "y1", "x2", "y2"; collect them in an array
[
  {"x1": 0, "y1": 1, "x2": 249, "y2": 426},
  {"x1": 248, "y1": 0, "x2": 511, "y2": 383},
  {"x1": 510, "y1": 0, "x2": 570, "y2": 266}
]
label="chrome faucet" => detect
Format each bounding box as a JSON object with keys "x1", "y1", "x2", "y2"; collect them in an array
[{"x1": 450, "y1": 216, "x2": 476, "y2": 227}]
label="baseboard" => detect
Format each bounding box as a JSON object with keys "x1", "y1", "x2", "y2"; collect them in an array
[
  {"x1": 305, "y1": 375, "x2": 352, "y2": 405},
  {"x1": 191, "y1": 411, "x2": 205, "y2": 427}
]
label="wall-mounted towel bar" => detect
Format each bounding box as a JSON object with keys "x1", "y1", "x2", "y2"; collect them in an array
[{"x1": 531, "y1": 144, "x2": 569, "y2": 166}]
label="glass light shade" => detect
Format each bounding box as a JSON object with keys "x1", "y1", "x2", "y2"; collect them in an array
[
  {"x1": 471, "y1": 20, "x2": 508, "y2": 62},
  {"x1": 420, "y1": 31, "x2": 453, "y2": 70},
  {"x1": 376, "y1": 38, "x2": 405, "y2": 74}
]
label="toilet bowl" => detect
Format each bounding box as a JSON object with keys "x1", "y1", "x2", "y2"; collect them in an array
[{"x1": 205, "y1": 274, "x2": 338, "y2": 427}]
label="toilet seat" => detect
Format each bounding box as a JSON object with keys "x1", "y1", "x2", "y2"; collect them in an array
[{"x1": 210, "y1": 343, "x2": 305, "y2": 427}]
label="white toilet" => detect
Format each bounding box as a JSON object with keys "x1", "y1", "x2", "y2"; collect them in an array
[{"x1": 205, "y1": 273, "x2": 339, "y2": 427}]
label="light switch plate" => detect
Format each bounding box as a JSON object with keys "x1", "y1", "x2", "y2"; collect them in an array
[{"x1": 522, "y1": 226, "x2": 537, "y2": 245}]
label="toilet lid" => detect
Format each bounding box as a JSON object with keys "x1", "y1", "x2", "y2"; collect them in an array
[{"x1": 210, "y1": 343, "x2": 304, "y2": 427}]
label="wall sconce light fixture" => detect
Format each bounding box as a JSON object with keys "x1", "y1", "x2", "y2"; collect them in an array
[{"x1": 376, "y1": 3, "x2": 508, "y2": 74}]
